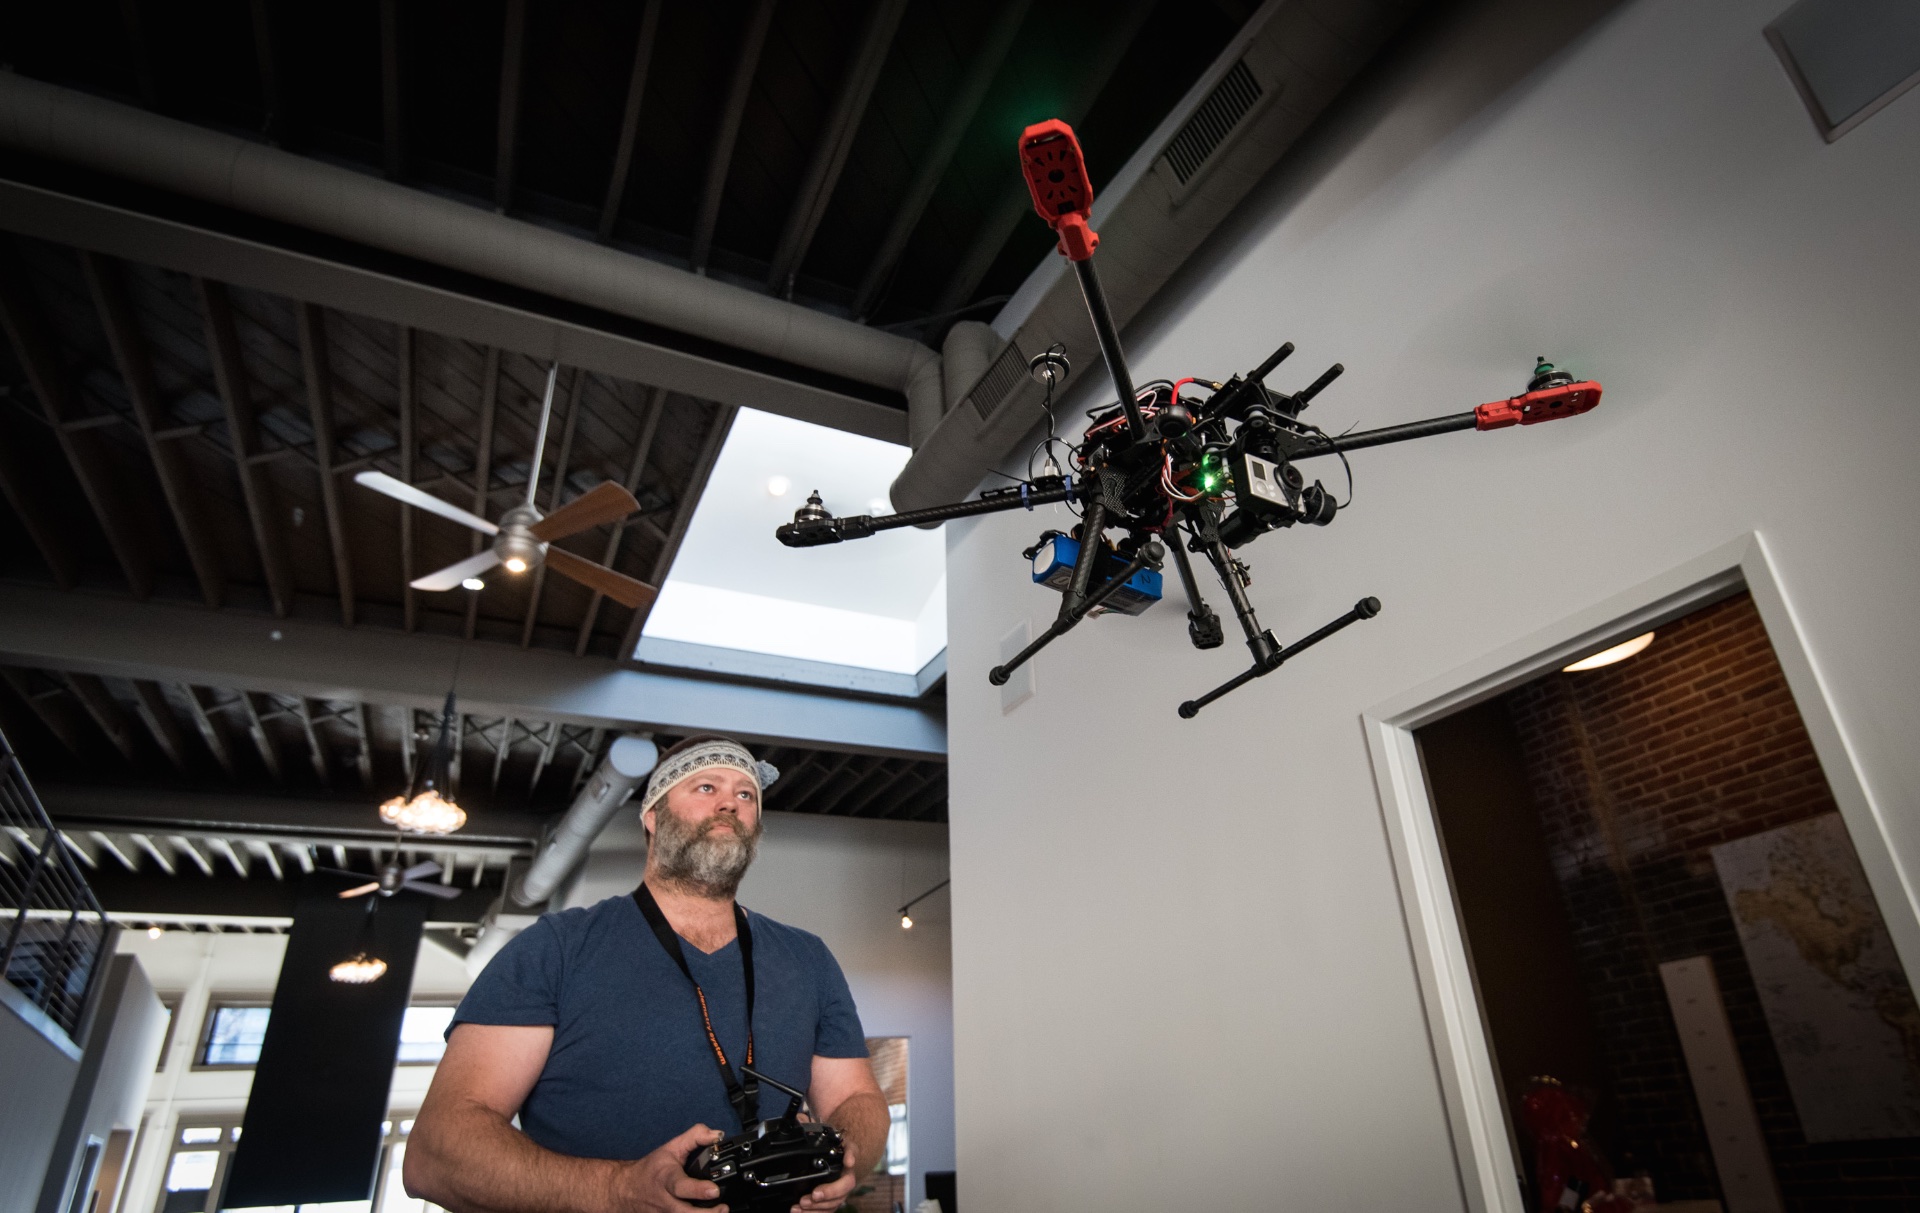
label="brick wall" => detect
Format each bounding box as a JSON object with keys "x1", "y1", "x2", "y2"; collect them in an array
[{"x1": 1501, "y1": 591, "x2": 1920, "y2": 1212}]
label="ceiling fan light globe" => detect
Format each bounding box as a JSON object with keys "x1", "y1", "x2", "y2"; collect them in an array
[
  {"x1": 504, "y1": 557, "x2": 527, "y2": 573},
  {"x1": 329, "y1": 954, "x2": 388, "y2": 984},
  {"x1": 383, "y1": 788, "x2": 467, "y2": 835}
]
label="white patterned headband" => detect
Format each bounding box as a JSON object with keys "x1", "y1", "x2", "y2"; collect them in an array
[{"x1": 638, "y1": 739, "x2": 779, "y2": 818}]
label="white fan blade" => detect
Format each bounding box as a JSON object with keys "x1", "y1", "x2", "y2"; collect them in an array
[
  {"x1": 401, "y1": 859, "x2": 442, "y2": 882},
  {"x1": 404, "y1": 880, "x2": 464, "y2": 900},
  {"x1": 355, "y1": 471, "x2": 498, "y2": 535},
  {"x1": 412, "y1": 550, "x2": 501, "y2": 592}
]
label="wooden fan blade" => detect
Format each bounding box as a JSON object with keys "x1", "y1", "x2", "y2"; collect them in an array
[
  {"x1": 545, "y1": 546, "x2": 658, "y2": 609},
  {"x1": 412, "y1": 549, "x2": 501, "y2": 591},
  {"x1": 337, "y1": 882, "x2": 380, "y2": 899},
  {"x1": 355, "y1": 471, "x2": 499, "y2": 535},
  {"x1": 530, "y1": 481, "x2": 640, "y2": 542},
  {"x1": 403, "y1": 880, "x2": 464, "y2": 900}
]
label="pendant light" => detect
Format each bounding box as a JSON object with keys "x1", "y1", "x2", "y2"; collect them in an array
[
  {"x1": 330, "y1": 901, "x2": 388, "y2": 984},
  {"x1": 378, "y1": 689, "x2": 468, "y2": 835}
]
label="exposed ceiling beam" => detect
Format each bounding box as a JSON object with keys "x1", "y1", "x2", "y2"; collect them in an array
[
  {"x1": 465, "y1": 347, "x2": 501, "y2": 640},
  {"x1": 209, "y1": 834, "x2": 250, "y2": 877},
  {"x1": 252, "y1": 839, "x2": 284, "y2": 881},
  {"x1": 41, "y1": 784, "x2": 541, "y2": 849},
  {"x1": 930, "y1": 0, "x2": 1155, "y2": 317},
  {"x1": 170, "y1": 834, "x2": 215, "y2": 877},
  {"x1": 130, "y1": 832, "x2": 175, "y2": 876},
  {"x1": 196, "y1": 278, "x2": 293, "y2": 616},
  {"x1": 2, "y1": 668, "x2": 84, "y2": 755},
  {"x1": 130, "y1": 680, "x2": 190, "y2": 774},
  {"x1": 845, "y1": 761, "x2": 925, "y2": 817},
  {"x1": 91, "y1": 830, "x2": 139, "y2": 872},
  {"x1": 0, "y1": 242, "x2": 152, "y2": 596},
  {"x1": 811, "y1": 757, "x2": 889, "y2": 816},
  {"x1": 179, "y1": 683, "x2": 237, "y2": 779},
  {"x1": 782, "y1": 750, "x2": 855, "y2": 807},
  {"x1": 354, "y1": 702, "x2": 374, "y2": 787},
  {"x1": 82, "y1": 253, "x2": 224, "y2": 607},
  {"x1": 526, "y1": 720, "x2": 558, "y2": 795},
  {"x1": 64, "y1": 672, "x2": 135, "y2": 761},
  {"x1": 294, "y1": 698, "x2": 330, "y2": 785},
  {"x1": 494, "y1": 0, "x2": 529, "y2": 212},
  {"x1": 689, "y1": 0, "x2": 779, "y2": 274},
  {"x1": 766, "y1": 0, "x2": 908, "y2": 296},
  {"x1": 61, "y1": 829, "x2": 100, "y2": 868},
  {"x1": 623, "y1": 404, "x2": 736, "y2": 653},
  {"x1": 296, "y1": 304, "x2": 358, "y2": 626},
  {"x1": 0, "y1": 584, "x2": 945, "y2": 756},
  {"x1": 380, "y1": 0, "x2": 406, "y2": 178},
  {"x1": 850, "y1": 0, "x2": 1031, "y2": 319},
  {"x1": 574, "y1": 384, "x2": 665, "y2": 656},
  {"x1": 598, "y1": 0, "x2": 663, "y2": 242},
  {"x1": 877, "y1": 769, "x2": 940, "y2": 819},
  {"x1": 396, "y1": 325, "x2": 418, "y2": 631},
  {"x1": 490, "y1": 716, "x2": 515, "y2": 791},
  {"x1": 0, "y1": 179, "x2": 907, "y2": 442},
  {"x1": 521, "y1": 368, "x2": 583, "y2": 647},
  {"x1": 236, "y1": 692, "x2": 285, "y2": 783},
  {"x1": 0, "y1": 413, "x2": 76, "y2": 589}
]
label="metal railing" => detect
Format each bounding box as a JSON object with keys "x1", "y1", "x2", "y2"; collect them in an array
[{"x1": 0, "y1": 724, "x2": 108, "y2": 1041}]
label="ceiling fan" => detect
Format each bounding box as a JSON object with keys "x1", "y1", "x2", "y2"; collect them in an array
[
  {"x1": 354, "y1": 363, "x2": 658, "y2": 608},
  {"x1": 329, "y1": 856, "x2": 464, "y2": 901}
]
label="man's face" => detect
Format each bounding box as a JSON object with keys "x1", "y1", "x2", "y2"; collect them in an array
[{"x1": 644, "y1": 766, "x2": 762, "y2": 897}]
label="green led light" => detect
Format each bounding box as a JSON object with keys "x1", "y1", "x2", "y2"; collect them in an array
[{"x1": 1200, "y1": 474, "x2": 1217, "y2": 490}]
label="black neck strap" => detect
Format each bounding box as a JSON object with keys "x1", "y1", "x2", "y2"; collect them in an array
[{"x1": 633, "y1": 883, "x2": 758, "y2": 1127}]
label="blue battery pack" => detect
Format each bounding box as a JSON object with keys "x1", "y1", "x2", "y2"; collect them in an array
[{"x1": 1030, "y1": 534, "x2": 1161, "y2": 615}]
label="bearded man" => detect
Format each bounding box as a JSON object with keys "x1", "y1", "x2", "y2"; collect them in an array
[{"x1": 407, "y1": 735, "x2": 887, "y2": 1213}]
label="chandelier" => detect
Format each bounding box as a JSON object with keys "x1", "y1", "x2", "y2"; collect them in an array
[{"x1": 378, "y1": 690, "x2": 467, "y2": 836}]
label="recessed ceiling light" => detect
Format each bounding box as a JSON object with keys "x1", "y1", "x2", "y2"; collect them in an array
[
  {"x1": 1563, "y1": 631, "x2": 1655, "y2": 672},
  {"x1": 767, "y1": 475, "x2": 791, "y2": 497},
  {"x1": 461, "y1": 577, "x2": 485, "y2": 591}
]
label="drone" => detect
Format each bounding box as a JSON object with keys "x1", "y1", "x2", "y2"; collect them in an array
[{"x1": 778, "y1": 119, "x2": 1601, "y2": 717}]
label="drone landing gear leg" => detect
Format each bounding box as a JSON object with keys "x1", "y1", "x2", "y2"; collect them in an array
[
  {"x1": 1167, "y1": 516, "x2": 1223, "y2": 650},
  {"x1": 989, "y1": 532, "x2": 1163, "y2": 686},
  {"x1": 1176, "y1": 597, "x2": 1382, "y2": 718}
]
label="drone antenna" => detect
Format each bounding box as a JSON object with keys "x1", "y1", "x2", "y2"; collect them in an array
[{"x1": 526, "y1": 361, "x2": 560, "y2": 507}]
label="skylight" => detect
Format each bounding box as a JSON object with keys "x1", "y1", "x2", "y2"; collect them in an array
[{"x1": 639, "y1": 409, "x2": 945, "y2": 689}]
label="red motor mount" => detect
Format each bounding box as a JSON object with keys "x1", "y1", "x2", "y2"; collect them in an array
[
  {"x1": 1475, "y1": 379, "x2": 1603, "y2": 430},
  {"x1": 1019, "y1": 119, "x2": 1099, "y2": 261}
]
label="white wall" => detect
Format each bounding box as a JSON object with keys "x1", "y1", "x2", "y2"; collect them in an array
[
  {"x1": 569, "y1": 809, "x2": 954, "y2": 1209},
  {"x1": 943, "y1": 0, "x2": 1920, "y2": 1209},
  {"x1": 111, "y1": 931, "x2": 474, "y2": 1213}
]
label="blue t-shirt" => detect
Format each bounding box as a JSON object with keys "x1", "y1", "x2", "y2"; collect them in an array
[{"x1": 451, "y1": 892, "x2": 868, "y2": 1160}]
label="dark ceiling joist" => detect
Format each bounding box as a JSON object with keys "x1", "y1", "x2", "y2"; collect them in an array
[
  {"x1": 0, "y1": 411, "x2": 76, "y2": 590},
  {"x1": 235, "y1": 691, "x2": 285, "y2": 783},
  {"x1": 396, "y1": 325, "x2": 418, "y2": 631},
  {"x1": 380, "y1": 0, "x2": 406, "y2": 178},
  {"x1": 196, "y1": 278, "x2": 293, "y2": 617},
  {"x1": 296, "y1": 303, "x2": 358, "y2": 626},
  {"x1": 130, "y1": 680, "x2": 190, "y2": 774},
  {"x1": 765, "y1": 0, "x2": 908, "y2": 298},
  {"x1": 495, "y1": 0, "x2": 529, "y2": 213},
  {"x1": 0, "y1": 243, "x2": 152, "y2": 597},
  {"x1": 932, "y1": 0, "x2": 1157, "y2": 316},
  {"x1": 573, "y1": 384, "x2": 664, "y2": 657},
  {"x1": 464, "y1": 347, "x2": 501, "y2": 641},
  {"x1": 520, "y1": 368, "x2": 583, "y2": 648},
  {"x1": 179, "y1": 683, "x2": 237, "y2": 779},
  {"x1": 83, "y1": 253, "x2": 224, "y2": 607},
  {"x1": 689, "y1": 0, "x2": 780, "y2": 274},
  {"x1": 0, "y1": 180, "x2": 907, "y2": 442},
  {"x1": 64, "y1": 671, "x2": 136, "y2": 761},
  {"x1": 3, "y1": 667, "x2": 85, "y2": 755},
  {"x1": 850, "y1": 0, "x2": 1032, "y2": 320},
  {"x1": 0, "y1": 584, "x2": 946, "y2": 756},
  {"x1": 598, "y1": 0, "x2": 664, "y2": 243},
  {"x1": 622, "y1": 403, "x2": 735, "y2": 655}
]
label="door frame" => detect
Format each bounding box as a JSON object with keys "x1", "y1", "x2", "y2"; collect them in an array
[{"x1": 1360, "y1": 531, "x2": 1916, "y2": 1213}]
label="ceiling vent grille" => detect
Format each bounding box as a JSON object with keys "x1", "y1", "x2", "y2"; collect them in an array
[
  {"x1": 1161, "y1": 59, "x2": 1264, "y2": 189},
  {"x1": 968, "y1": 338, "x2": 1028, "y2": 422}
]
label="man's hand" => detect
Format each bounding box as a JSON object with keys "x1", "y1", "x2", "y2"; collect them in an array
[
  {"x1": 610, "y1": 1124, "x2": 728, "y2": 1213},
  {"x1": 792, "y1": 1142, "x2": 857, "y2": 1213}
]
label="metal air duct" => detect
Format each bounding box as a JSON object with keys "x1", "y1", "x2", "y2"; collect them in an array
[
  {"x1": 510, "y1": 734, "x2": 658, "y2": 908},
  {"x1": 0, "y1": 73, "x2": 939, "y2": 410}
]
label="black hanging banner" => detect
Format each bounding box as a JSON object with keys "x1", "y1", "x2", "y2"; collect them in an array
[{"x1": 222, "y1": 877, "x2": 427, "y2": 1209}]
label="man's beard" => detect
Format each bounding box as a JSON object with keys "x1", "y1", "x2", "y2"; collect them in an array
[{"x1": 648, "y1": 806, "x2": 760, "y2": 899}]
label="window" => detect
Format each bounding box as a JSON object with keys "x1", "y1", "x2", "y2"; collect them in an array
[
  {"x1": 199, "y1": 1005, "x2": 270, "y2": 1067},
  {"x1": 396, "y1": 1007, "x2": 456, "y2": 1064},
  {"x1": 158, "y1": 1119, "x2": 437, "y2": 1213}
]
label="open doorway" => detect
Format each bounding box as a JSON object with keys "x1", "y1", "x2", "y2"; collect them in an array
[{"x1": 1417, "y1": 590, "x2": 1920, "y2": 1211}]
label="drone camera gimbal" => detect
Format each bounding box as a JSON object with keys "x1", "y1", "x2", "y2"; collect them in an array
[{"x1": 776, "y1": 119, "x2": 1601, "y2": 716}]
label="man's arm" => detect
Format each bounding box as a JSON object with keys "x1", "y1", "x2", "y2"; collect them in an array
[
  {"x1": 406, "y1": 1023, "x2": 726, "y2": 1213},
  {"x1": 794, "y1": 1055, "x2": 890, "y2": 1213}
]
